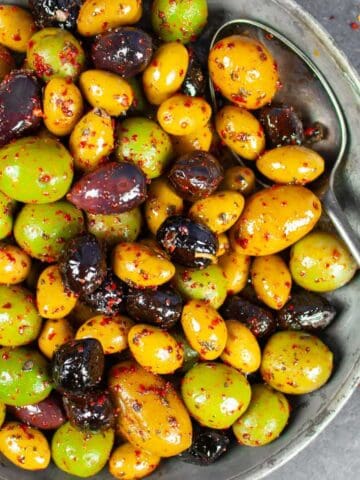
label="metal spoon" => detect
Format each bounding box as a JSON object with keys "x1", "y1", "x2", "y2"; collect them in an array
[{"x1": 209, "y1": 18, "x2": 360, "y2": 265}]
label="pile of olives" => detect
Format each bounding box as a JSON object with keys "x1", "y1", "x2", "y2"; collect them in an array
[{"x1": 0, "y1": 0, "x2": 357, "y2": 479}]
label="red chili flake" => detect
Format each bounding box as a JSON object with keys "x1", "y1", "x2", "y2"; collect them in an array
[
  {"x1": 214, "y1": 41, "x2": 224, "y2": 50},
  {"x1": 304, "y1": 126, "x2": 316, "y2": 137},
  {"x1": 332, "y1": 249, "x2": 341, "y2": 259},
  {"x1": 2, "y1": 302, "x2": 11, "y2": 308},
  {"x1": 231, "y1": 94, "x2": 247, "y2": 104},
  {"x1": 12, "y1": 33, "x2": 21, "y2": 41},
  {"x1": 39, "y1": 173, "x2": 51, "y2": 183},
  {"x1": 19, "y1": 424, "x2": 35, "y2": 440},
  {"x1": 349, "y1": 22, "x2": 359, "y2": 30},
  {"x1": 59, "y1": 44, "x2": 79, "y2": 66},
  {"x1": 33, "y1": 53, "x2": 53, "y2": 78},
  {"x1": 2, "y1": 352, "x2": 9, "y2": 360},
  {"x1": 179, "y1": 69, "x2": 184, "y2": 76},
  {"x1": 237, "y1": 237, "x2": 249, "y2": 249},
  {"x1": 100, "y1": 317, "x2": 112, "y2": 326},
  {"x1": 48, "y1": 331, "x2": 56, "y2": 341}
]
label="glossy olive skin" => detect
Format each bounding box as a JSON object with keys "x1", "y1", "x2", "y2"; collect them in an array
[
  {"x1": 92, "y1": 27, "x2": 152, "y2": 77},
  {"x1": 81, "y1": 269, "x2": 126, "y2": 316},
  {"x1": 220, "y1": 166, "x2": 256, "y2": 196},
  {"x1": 277, "y1": 291, "x2": 337, "y2": 331},
  {"x1": 109, "y1": 442, "x2": 161, "y2": 480},
  {"x1": 0, "y1": 244, "x2": 31, "y2": 285},
  {"x1": 0, "y1": 45, "x2": 14, "y2": 82},
  {"x1": 179, "y1": 426, "x2": 230, "y2": 465},
  {"x1": 52, "y1": 338, "x2": 104, "y2": 395},
  {"x1": 258, "y1": 104, "x2": 304, "y2": 147},
  {"x1": 0, "y1": 71, "x2": 42, "y2": 148},
  {"x1": 0, "y1": 192, "x2": 14, "y2": 240},
  {"x1": 38, "y1": 318, "x2": 74, "y2": 359},
  {"x1": 63, "y1": 391, "x2": 115, "y2": 431},
  {"x1": 169, "y1": 151, "x2": 223, "y2": 201},
  {"x1": 10, "y1": 394, "x2": 66, "y2": 430},
  {"x1": 218, "y1": 250, "x2": 250, "y2": 295},
  {"x1": 172, "y1": 123, "x2": 213, "y2": 156},
  {"x1": 221, "y1": 295, "x2": 276, "y2": 338},
  {"x1": 68, "y1": 162, "x2": 147, "y2": 215},
  {"x1": 157, "y1": 215, "x2": 218, "y2": 268},
  {"x1": 87, "y1": 208, "x2": 142, "y2": 246},
  {"x1": 126, "y1": 285, "x2": 182, "y2": 329},
  {"x1": 0, "y1": 5, "x2": 36, "y2": 52},
  {"x1": 29, "y1": 0, "x2": 83, "y2": 30},
  {"x1": 181, "y1": 50, "x2": 206, "y2": 97}
]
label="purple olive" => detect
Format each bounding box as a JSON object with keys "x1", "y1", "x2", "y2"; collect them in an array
[
  {"x1": 258, "y1": 104, "x2": 304, "y2": 147},
  {"x1": 10, "y1": 393, "x2": 66, "y2": 430}
]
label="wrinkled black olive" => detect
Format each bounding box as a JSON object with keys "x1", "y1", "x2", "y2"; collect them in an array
[
  {"x1": 59, "y1": 233, "x2": 107, "y2": 296},
  {"x1": 81, "y1": 269, "x2": 126, "y2": 316},
  {"x1": 157, "y1": 216, "x2": 218, "y2": 268},
  {"x1": 181, "y1": 49, "x2": 206, "y2": 97},
  {"x1": 168, "y1": 151, "x2": 224, "y2": 202},
  {"x1": 92, "y1": 27, "x2": 153, "y2": 77},
  {"x1": 125, "y1": 285, "x2": 182, "y2": 329},
  {"x1": 179, "y1": 426, "x2": 230, "y2": 465},
  {"x1": 221, "y1": 296, "x2": 276, "y2": 338},
  {"x1": 277, "y1": 291, "x2": 337, "y2": 331},
  {"x1": 63, "y1": 390, "x2": 115, "y2": 431},
  {"x1": 29, "y1": 0, "x2": 82, "y2": 30},
  {"x1": 52, "y1": 339, "x2": 104, "y2": 395},
  {"x1": 258, "y1": 104, "x2": 304, "y2": 147}
]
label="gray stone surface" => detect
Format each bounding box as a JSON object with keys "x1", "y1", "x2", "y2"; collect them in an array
[{"x1": 273, "y1": 1, "x2": 359, "y2": 479}]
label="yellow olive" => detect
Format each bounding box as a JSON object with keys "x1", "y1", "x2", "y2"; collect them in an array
[
  {"x1": 38, "y1": 318, "x2": 74, "y2": 359},
  {"x1": 145, "y1": 177, "x2": 184, "y2": 235},
  {"x1": 157, "y1": 94, "x2": 211, "y2": 136},
  {"x1": 0, "y1": 244, "x2": 31, "y2": 285},
  {"x1": 221, "y1": 320, "x2": 261, "y2": 374},
  {"x1": 216, "y1": 233, "x2": 230, "y2": 257},
  {"x1": 181, "y1": 300, "x2": 227, "y2": 360},
  {"x1": 216, "y1": 105, "x2": 265, "y2": 160},
  {"x1": 142, "y1": 42, "x2": 189, "y2": 105},
  {"x1": 77, "y1": 0, "x2": 142, "y2": 36},
  {"x1": 0, "y1": 5, "x2": 36, "y2": 52},
  {"x1": 218, "y1": 250, "x2": 250, "y2": 295},
  {"x1": 112, "y1": 242, "x2": 175, "y2": 288},
  {"x1": 230, "y1": 185, "x2": 322, "y2": 256},
  {"x1": 189, "y1": 190, "x2": 245, "y2": 234},
  {"x1": 256, "y1": 145, "x2": 325, "y2": 184},
  {"x1": 43, "y1": 78, "x2": 83, "y2": 137},
  {"x1": 109, "y1": 443, "x2": 161, "y2": 480},
  {"x1": 171, "y1": 123, "x2": 213, "y2": 155},
  {"x1": 79, "y1": 70, "x2": 133, "y2": 116},
  {"x1": 76, "y1": 315, "x2": 133, "y2": 354},
  {"x1": 36, "y1": 265, "x2": 77, "y2": 319},
  {"x1": 220, "y1": 166, "x2": 256, "y2": 196},
  {"x1": 128, "y1": 324, "x2": 184, "y2": 374},
  {"x1": 70, "y1": 108, "x2": 115, "y2": 171},
  {"x1": 0, "y1": 45, "x2": 15, "y2": 81},
  {"x1": 251, "y1": 255, "x2": 292, "y2": 309},
  {"x1": 0, "y1": 422, "x2": 50, "y2": 470},
  {"x1": 209, "y1": 35, "x2": 279, "y2": 109}
]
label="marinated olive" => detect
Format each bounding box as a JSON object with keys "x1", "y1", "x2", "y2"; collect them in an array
[
  {"x1": 172, "y1": 331, "x2": 200, "y2": 373},
  {"x1": 109, "y1": 442, "x2": 161, "y2": 480},
  {"x1": 92, "y1": 27, "x2": 153, "y2": 77},
  {"x1": 179, "y1": 426, "x2": 230, "y2": 465},
  {"x1": 181, "y1": 362, "x2": 251, "y2": 429},
  {"x1": 157, "y1": 215, "x2": 218, "y2": 268},
  {"x1": 67, "y1": 162, "x2": 147, "y2": 215},
  {"x1": 0, "y1": 45, "x2": 14, "y2": 82},
  {"x1": 220, "y1": 166, "x2": 256, "y2": 196},
  {"x1": 261, "y1": 331, "x2": 333, "y2": 394},
  {"x1": 277, "y1": 291, "x2": 337, "y2": 331},
  {"x1": 216, "y1": 233, "x2": 230, "y2": 257},
  {"x1": 289, "y1": 231, "x2": 357, "y2": 292},
  {"x1": 0, "y1": 71, "x2": 42, "y2": 148},
  {"x1": 0, "y1": 244, "x2": 31, "y2": 285},
  {"x1": 52, "y1": 338, "x2": 104, "y2": 395},
  {"x1": 232, "y1": 384, "x2": 290, "y2": 446},
  {"x1": 29, "y1": 0, "x2": 83, "y2": 30},
  {"x1": 218, "y1": 250, "x2": 250, "y2": 295},
  {"x1": 172, "y1": 123, "x2": 213, "y2": 156},
  {"x1": 220, "y1": 296, "x2": 276, "y2": 338},
  {"x1": 38, "y1": 318, "x2": 74, "y2": 359},
  {"x1": 10, "y1": 394, "x2": 66, "y2": 430},
  {"x1": 208, "y1": 35, "x2": 279, "y2": 109},
  {"x1": 168, "y1": 151, "x2": 223, "y2": 201},
  {"x1": 258, "y1": 104, "x2": 304, "y2": 147},
  {"x1": 125, "y1": 285, "x2": 182, "y2": 329},
  {"x1": 0, "y1": 192, "x2": 14, "y2": 240},
  {"x1": 81, "y1": 269, "x2": 126, "y2": 316},
  {"x1": 87, "y1": 208, "x2": 141, "y2": 246},
  {"x1": 181, "y1": 50, "x2": 206, "y2": 97},
  {"x1": 0, "y1": 5, "x2": 36, "y2": 52}
]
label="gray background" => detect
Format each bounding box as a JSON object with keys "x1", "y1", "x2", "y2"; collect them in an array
[{"x1": 274, "y1": 1, "x2": 359, "y2": 479}]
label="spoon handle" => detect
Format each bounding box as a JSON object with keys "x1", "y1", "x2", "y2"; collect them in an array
[{"x1": 323, "y1": 189, "x2": 360, "y2": 266}]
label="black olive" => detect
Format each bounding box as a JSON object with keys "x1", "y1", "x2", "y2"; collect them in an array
[
  {"x1": 52, "y1": 339, "x2": 104, "y2": 395},
  {"x1": 28, "y1": 0, "x2": 82, "y2": 30},
  {"x1": 81, "y1": 268, "x2": 126, "y2": 316},
  {"x1": 63, "y1": 390, "x2": 115, "y2": 431},
  {"x1": 91, "y1": 27, "x2": 153, "y2": 77},
  {"x1": 179, "y1": 425, "x2": 230, "y2": 466},
  {"x1": 59, "y1": 233, "x2": 107, "y2": 296},
  {"x1": 220, "y1": 296, "x2": 276, "y2": 338},
  {"x1": 125, "y1": 285, "x2": 182, "y2": 329},
  {"x1": 157, "y1": 216, "x2": 218, "y2": 268},
  {"x1": 181, "y1": 49, "x2": 206, "y2": 97},
  {"x1": 168, "y1": 151, "x2": 223, "y2": 202},
  {"x1": 277, "y1": 291, "x2": 337, "y2": 331},
  {"x1": 258, "y1": 104, "x2": 304, "y2": 147}
]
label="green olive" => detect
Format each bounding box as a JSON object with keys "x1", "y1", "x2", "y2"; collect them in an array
[{"x1": 87, "y1": 208, "x2": 142, "y2": 246}]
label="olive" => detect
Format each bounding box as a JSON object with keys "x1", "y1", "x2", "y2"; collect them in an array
[
  {"x1": 10, "y1": 393, "x2": 66, "y2": 430},
  {"x1": 258, "y1": 104, "x2": 304, "y2": 147},
  {"x1": 179, "y1": 425, "x2": 230, "y2": 465},
  {"x1": 52, "y1": 338, "x2": 104, "y2": 395},
  {"x1": 29, "y1": 1, "x2": 83, "y2": 30},
  {"x1": 157, "y1": 215, "x2": 218, "y2": 268},
  {"x1": 168, "y1": 151, "x2": 224, "y2": 201},
  {"x1": 277, "y1": 291, "x2": 337, "y2": 331},
  {"x1": 59, "y1": 233, "x2": 107, "y2": 296},
  {"x1": 125, "y1": 285, "x2": 182, "y2": 329},
  {"x1": 81, "y1": 269, "x2": 126, "y2": 316},
  {"x1": 220, "y1": 295, "x2": 276, "y2": 338},
  {"x1": 92, "y1": 27, "x2": 153, "y2": 77},
  {"x1": 172, "y1": 331, "x2": 200, "y2": 373},
  {"x1": 0, "y1": 70, "x2": 42, "y2": 147},
  {"x1": 63, "y1": 391, "x2": 115, "y2": 431},
  {"x1": 181, "y1": 49, "x2": 206, "y2": 97},
  {"x1": 67, "y1": 162, "x2": 147, "y2": 215}
]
